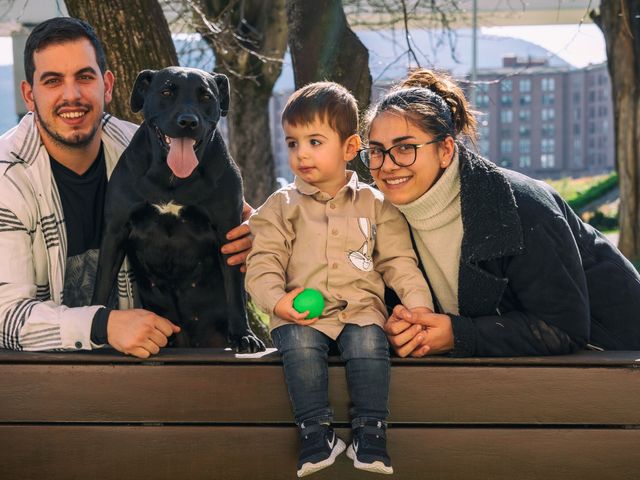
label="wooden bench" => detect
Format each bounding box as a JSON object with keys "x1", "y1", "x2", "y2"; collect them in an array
[{"x1": 1, "y1": 349, "x2": 639, "y2": 479}]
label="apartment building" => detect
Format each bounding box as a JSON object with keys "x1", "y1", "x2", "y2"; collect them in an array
[{"x1": 474, "y1": 56, "x2": 614, "y2": 179}]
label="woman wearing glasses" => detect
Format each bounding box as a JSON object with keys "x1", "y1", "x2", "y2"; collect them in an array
[{"x1": 360, "y1": 68, "x2": 640, "y2": 357}]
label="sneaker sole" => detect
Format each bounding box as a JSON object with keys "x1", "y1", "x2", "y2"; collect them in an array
[
  {"x1": 346, "y1": 444, "x2": 394, "y2": 475},
  {"x1": 297, "y1": 438, "x2": 346, "y2": 477}
]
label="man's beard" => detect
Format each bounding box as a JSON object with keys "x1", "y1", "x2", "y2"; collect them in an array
[{"x1": 34, "y1": 102, "x2": 100, "y2": 149}]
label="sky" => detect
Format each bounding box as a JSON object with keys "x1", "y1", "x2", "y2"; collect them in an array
[
  {"x1": 0, "y1": 36, "x2": 10, "y2": 65},
  {"x1": 481, "y1": 24, "x2": 606, "y2": 68},
  {"x1": 0, "y1": 23, "x2": 607, "y2": 68}
]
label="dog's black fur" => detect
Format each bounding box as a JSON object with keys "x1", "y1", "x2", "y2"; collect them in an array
[{"x1": 92, "y1": 67, "x2": 264, "y2": 352}]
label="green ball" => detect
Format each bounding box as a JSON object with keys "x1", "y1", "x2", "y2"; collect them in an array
[{"x1": 293, "y1": 288, "x2": 325, "y2": 319}]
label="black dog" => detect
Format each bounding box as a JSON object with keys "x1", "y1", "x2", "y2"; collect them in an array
[{"x1": 92, "y1": 67, "x2": 264, "y2": 353}]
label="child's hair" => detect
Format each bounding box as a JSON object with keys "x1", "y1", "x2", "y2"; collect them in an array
[
  {"x1": 364, "y1": 69, "x2": 477, "y2": 145},
  {"x1": 282, "y1": 82, "x2": 359, "y2": 142}
]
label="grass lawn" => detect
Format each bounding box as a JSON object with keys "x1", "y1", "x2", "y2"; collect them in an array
[{"x1": 545, "y1": 174, "x2": 611, "y2": 203}]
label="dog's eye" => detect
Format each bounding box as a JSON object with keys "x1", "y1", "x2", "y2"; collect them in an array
[
  {"x1": 161, "y1": 89, "x2": 172, "y2": 97},
  {"x1": 201, "y1": 93, "x2": 212, "y2": 101}
]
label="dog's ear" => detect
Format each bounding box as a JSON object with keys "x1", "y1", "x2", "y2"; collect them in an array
[
  {"x1": 130, "y1": 70, "x2": 157, "y2": 113},
  {"x1": 211, "y1": 73, "x2": 230, "y2": 117}
]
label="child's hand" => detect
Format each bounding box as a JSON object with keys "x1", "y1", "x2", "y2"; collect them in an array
[
  {"x1": 384, "y1": 305, "x2": 433, "y2": 357},
  {"x1": 274, "y1": 287, "x2": 320, "y2": 325}
]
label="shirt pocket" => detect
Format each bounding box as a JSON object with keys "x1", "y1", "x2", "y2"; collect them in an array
[{"x1": 345, "y1": 217, "x2": 376, "y2": 272}]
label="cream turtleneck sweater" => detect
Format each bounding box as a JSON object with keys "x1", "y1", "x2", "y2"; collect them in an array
[{"x1": 394, "y1": 151, "x2": 463, "y2": 315}]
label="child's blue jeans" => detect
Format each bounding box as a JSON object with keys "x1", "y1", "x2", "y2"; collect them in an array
[{"x1": 271, "y1": 323, "x2": 390, "y2": 427}]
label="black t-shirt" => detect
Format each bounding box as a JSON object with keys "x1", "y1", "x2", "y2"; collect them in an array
[
  {"x1": 50, "y1": 144, "x2": 110, "y2": 343},
  {"x1": 50, "y1": 144, "x2": 107, "y2": 258}
]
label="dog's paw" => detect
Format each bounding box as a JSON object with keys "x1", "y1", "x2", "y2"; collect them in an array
[{"x1": 230, "y1": 332, "x2": 266, "y2": 353}]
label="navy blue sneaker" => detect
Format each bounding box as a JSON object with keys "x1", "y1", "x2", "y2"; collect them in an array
[
  {"x1": 346, "y1": 420, "x2": 393, "y2": 474},
  {"x1": 296, "y1": 421, "x2": 346, "y2": 477}
]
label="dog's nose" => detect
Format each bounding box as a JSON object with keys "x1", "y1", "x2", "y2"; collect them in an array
[{"x1": 177, "y1": 113, "x2": 199, "y2": 130}]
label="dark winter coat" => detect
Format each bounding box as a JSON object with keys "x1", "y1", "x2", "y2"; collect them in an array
[{"x1": 421, "y1": 145, "x2": 640, "y2": 357}]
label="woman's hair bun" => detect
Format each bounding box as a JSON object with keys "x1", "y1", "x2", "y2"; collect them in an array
[{"x1": 399, "y1": 68, "x2": 477, "y2": 141}]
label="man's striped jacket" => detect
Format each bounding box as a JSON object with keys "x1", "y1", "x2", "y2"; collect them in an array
[{"x1": 0, "y1": 112, "x2": 138, "y2": 351}]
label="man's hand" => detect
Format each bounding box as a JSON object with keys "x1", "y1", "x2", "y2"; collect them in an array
[
  {"x1": 274, "y1": 287, "x2": 319, "y2": 325},
  {"x1": 107, "y1": 309, "x2": 181, "y2": 358},
  {"x1": 221, "y1": 200, "x2": 254, "y2": 273},
  {"x1": 384, "y1": 305, "x2": 453, "y2": 357}
]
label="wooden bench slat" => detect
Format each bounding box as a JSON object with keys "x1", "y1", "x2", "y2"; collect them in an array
[
  {"x1": 1, "y1": 425, "x2": 638, "y2": 480},
  {"x1": 2, "y1": 363, "x2": 639, "y2": 424},
  {"x1": 2, "y1": 348, "x2": 640, "y2": 366}
]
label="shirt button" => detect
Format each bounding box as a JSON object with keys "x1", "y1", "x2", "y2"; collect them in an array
[
  {"x1": 75, "y1": 341, "x2": 82, "y2": 349},
  {"x1": 331, "y1": 228, "x2": 338, "y2": 236},
  {"x1": 332, "y1": 263, "x2": 338, "y2": 269},
  {"x1": 329, "y1": 203, "x2": 336, "y2": 209}
]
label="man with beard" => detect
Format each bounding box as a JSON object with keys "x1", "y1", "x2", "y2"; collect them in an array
[{"x1": 0, "y1": 17, "x2": 252, "y2": 358}]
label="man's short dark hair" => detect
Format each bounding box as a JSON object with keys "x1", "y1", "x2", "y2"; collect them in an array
[{"x1": 24, "y1": 17, "x2": 107, "y2": 85}]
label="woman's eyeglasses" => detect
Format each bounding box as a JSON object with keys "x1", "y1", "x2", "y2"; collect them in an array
[{"x1": 359, "y1": 137, "x2": 444, "y2": 170}]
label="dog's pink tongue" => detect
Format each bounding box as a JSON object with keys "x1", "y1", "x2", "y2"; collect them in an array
[{"x1": 167, "y1": 138, "x2": 198, "y2": 178}]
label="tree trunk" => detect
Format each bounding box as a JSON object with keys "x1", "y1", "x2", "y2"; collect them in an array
[
  {"x1": 65, "y1": 0, "x2": 178, "y2": 123},
  {"x1": 197, "y1": 0, "x2": 288, "y2": 207},
  {"x1": 592, "y1": 1, "x2": 640, "y2": 260},
  {"x1": 286, "y1": 0, "x2": 371, "y2": 111}
]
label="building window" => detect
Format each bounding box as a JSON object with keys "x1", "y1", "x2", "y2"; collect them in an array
[
  {"x1": 573, "y1": 124, "x2": 580, "y2": 135},
  {"x1": 542, "y1": 93, "x2": 555, "y2": 105},
  {"x1": 573, "y1": 92, "x2": 581, "y2": 103},
  {"x1": 519, "y1": 94, "x2": 531, "y2": 106},
  {"x1": 501, "y1": 110, "x2": 513, "y2": 123},
  {"x1": 519, "y1": 155, "x2": 531, "y2": 168},
  {"x1": 479, "y1": 139, "x2": 490, "y2": 157},
  {"x1": 501, "y1": 94, "x2": 513, "y2": 106},
  {"x1": 541, "y1": 154, "x2": 555, "y2": 168},
  {"x1": 542, "y1": 77, "x2": 555, "y2": 92},
  {"x1": 476, "y1": 94, "x2": 490, "y2": 108},
  {"x1": 478, "y1": 118, "x2": 490, "y2": 136},
  {"x1": 541, "y1": 138, "x2": 555, "y2": 154},
  {"x1": 573, "y1": 137, "x2": 581, "y2": 150},
  {"x1": 500, "y1": 139, "x2": 513, "y2": 154},
  {"x1": 542, "y1": 124, "x2": 555, "y2": 137},
  {"x1": 519, "y1": 109, "x2": 531, "y2": 122},
  {"x1": 541, "y1": 108, "x2": 555, "y2": 121},
  {"x1": 519, "y1": 139, "x2": 531, "y2": 154},
  {"x1": 519, "y1": 78, "x2": 531, "y2": 93},
  {"x1": 573, "y1": 108, "x2": 581, "y2": 121},
  {"x1": 501, "y1": 79, "x2": 513, "y2": 93},
  {"x1": 519, "y1": 125, "x2": 530, "y2": 136}
]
